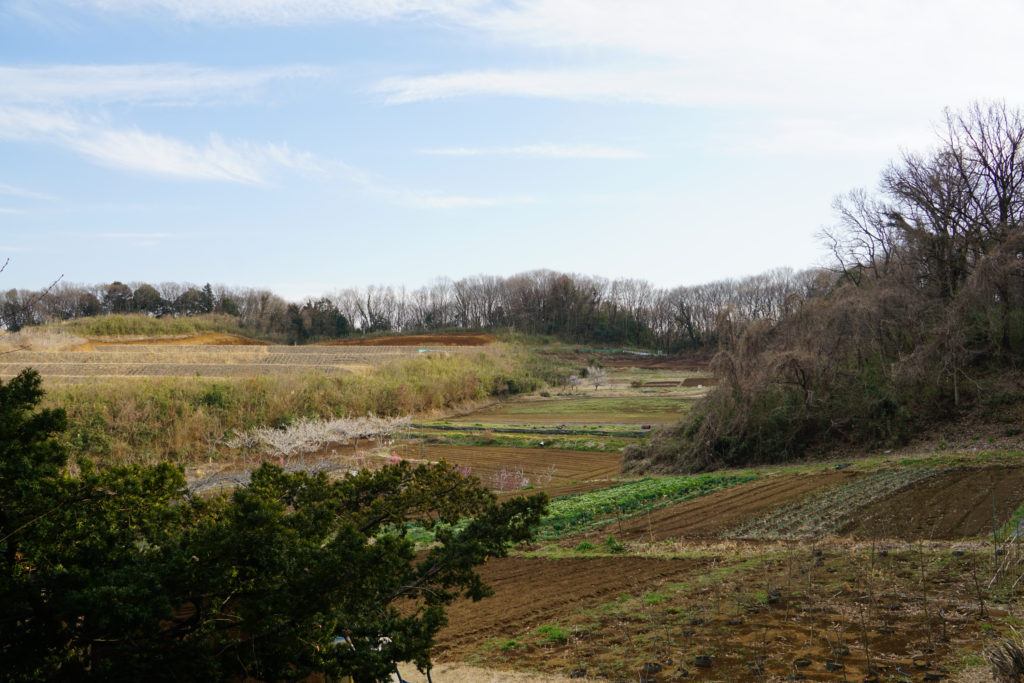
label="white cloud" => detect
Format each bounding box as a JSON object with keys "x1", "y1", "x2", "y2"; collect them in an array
[
  {"x1": 0, "y1": 106, "x2": 322, "y2": 183},
  {"x1": 0, "y1": 63, "x2": 322, "y2": 106},
  {"x1": 419, "y1": 144, "x2": 645, "y2": 159},
  {"x1": 0, "y1": 208, "x2": 27, "y2": 215},
  {"x1": 372, "y1": 67, "x2": 839, "y2": 109},
  {"x1": 367, "y1": 0, "x2": 1024, "y2": 136}
]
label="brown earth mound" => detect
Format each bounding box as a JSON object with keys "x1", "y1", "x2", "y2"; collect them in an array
[
  {"x1": 317, "y1": 333, "x2": 498, "y2": 346},
  {"x1": 75, "y1": 333, "x2": 266, "y2": 349},
  {"x1": 846, "y1": 466, "x2": 1024, "y2": 540}
]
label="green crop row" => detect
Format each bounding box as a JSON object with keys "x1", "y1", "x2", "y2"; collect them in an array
[{"x1": 537, "y1": 472, "x2": 756, "y2": 539}]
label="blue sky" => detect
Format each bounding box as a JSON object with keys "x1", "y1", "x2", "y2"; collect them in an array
[{"x1": 2, "y1": 1, "x2": 1023, "y2": 301}]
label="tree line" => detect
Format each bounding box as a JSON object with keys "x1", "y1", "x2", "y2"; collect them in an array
[{"x1": 1, "y1": 267, "x2": 826, "y2": 350}]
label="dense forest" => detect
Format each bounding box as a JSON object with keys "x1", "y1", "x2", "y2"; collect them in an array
[
  {"x1": 627, "y1": 102, "x2": 1024, "y2": 472},
  {"x1": 1, "y1": 267, "x2": 825, "y2": 351}
]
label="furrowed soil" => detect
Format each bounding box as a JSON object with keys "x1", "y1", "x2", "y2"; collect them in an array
[
  {"x1": 441, "y1": 545, "x2": 1009, "y2": 682},
  {"x1": 847, "y1": 466, "x2": 1024, "y2": 540},
  {"x1": 73, "y1": 332, "x2": 267, "y2": 348},
  {"x1": 434, "y1": 556, "x2": 709, "y2": 660},
  {"x1": 566, "y1": 470, "x2": 860, "y2": 544},
  {"x1": 392, "y1": 444, "x2": 622, "y2": 488}
]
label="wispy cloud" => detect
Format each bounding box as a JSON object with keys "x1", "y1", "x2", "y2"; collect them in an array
[
  {"x1": 35, "y1": 0, "x2": 485, "y2": 24},
  {"x1": 0, "y1": 207, "x2": 28, "y2": 215},
  {"x1": 0, "y1": 106, "x2": 322, "y2": 183},
  {"x1": 367, "y1": 1, "x2": 1024, "y2": 127},
  {"x1": 0, "y1": 63, "x2": 322, "y2": 106},
  {"x1": 419, "y1": 144, "x2": 645, "y2": 159},
  {"x1": 0, "y1": 182, "x2": 58, "y2": 201},
  {"x1": 0, "y1": 105, "x2": 510, "y2": 203}
]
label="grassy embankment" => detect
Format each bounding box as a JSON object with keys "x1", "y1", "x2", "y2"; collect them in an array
[
  {"x1": 43, "y1": 345, "x2": 567, "y2": 465},
  {"x1": 61, "y1": 313, "x2": 257, "y2": 339}
]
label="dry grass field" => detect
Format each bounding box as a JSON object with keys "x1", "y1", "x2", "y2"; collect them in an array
[{"x1": 0, "y1": 341, "x2": 486, "y2": 381}]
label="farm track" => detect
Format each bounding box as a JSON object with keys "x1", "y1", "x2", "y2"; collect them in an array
[
  {"x1": 568, "y1": 470, "x2": 859, "y2": 544},
  {"x1": 433, "y1": 556, "x2": 709, "y2": 660}
]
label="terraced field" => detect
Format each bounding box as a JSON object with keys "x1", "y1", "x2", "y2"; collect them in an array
[{"x1": 0, "y1": 343, "x2": 484, "y2": 381}]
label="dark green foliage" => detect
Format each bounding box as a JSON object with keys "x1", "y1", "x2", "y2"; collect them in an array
[{"x1": 0, "y1": 369, "x2": 547, "y2": 681}]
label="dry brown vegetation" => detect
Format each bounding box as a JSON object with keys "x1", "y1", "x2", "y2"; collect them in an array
[{"x1": 627, "y1": 102, "x2": 1024, "y2": 474}]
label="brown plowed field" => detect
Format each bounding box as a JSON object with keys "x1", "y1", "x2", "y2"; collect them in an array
[
  {"x1": 318, "y1": 333, "x2": 498, "y2": 346},
  {"x1": 568, "y1": 470, "x2": 858, "y2": 544},
  {"x1": 846, "y1": 466, "x2": 1024, "y2": 540},
  {"x1": 438, "y1": 549, "x2": 999, "y2": 682},
  {"x1": 75, "y1": 332, "x2": 267, "y2": 349},
  {"x1": 433, "y1": 556, "x2": 708, "y2": 660},
  {"x1": 393, "y1": 444, "x2": 622, "y2": 489}
]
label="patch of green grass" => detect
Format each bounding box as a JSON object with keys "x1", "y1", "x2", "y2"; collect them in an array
[
  {"x1": 643, "y1": 590, "x2": 669, "y2": 606},
  {"x1": 452, "y1": 396, "x2": 695, "y2": 424},
  {"x1": 603, "y1": 535, "x2": 626, "y2": 553},
  {"x1": 534, "y1": 624, "x2": 569, "y2": 645},
  {"x1": 413, "y1": 431, "x2": 636, "y2": 452}
]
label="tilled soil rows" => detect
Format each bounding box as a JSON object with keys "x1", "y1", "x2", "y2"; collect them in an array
[
  {"x1": 567, "y1": 470, "x2": 859, "y2": 544},
  {"x1": 393, "y1": 444, "x2": 622, "y2": 489},
  {"x1": 433, "y1": 556, "x2": 709, "y2": 660},
  {"x1": 847, "y1": 466, "x2": 1024, "y2": 540}
]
